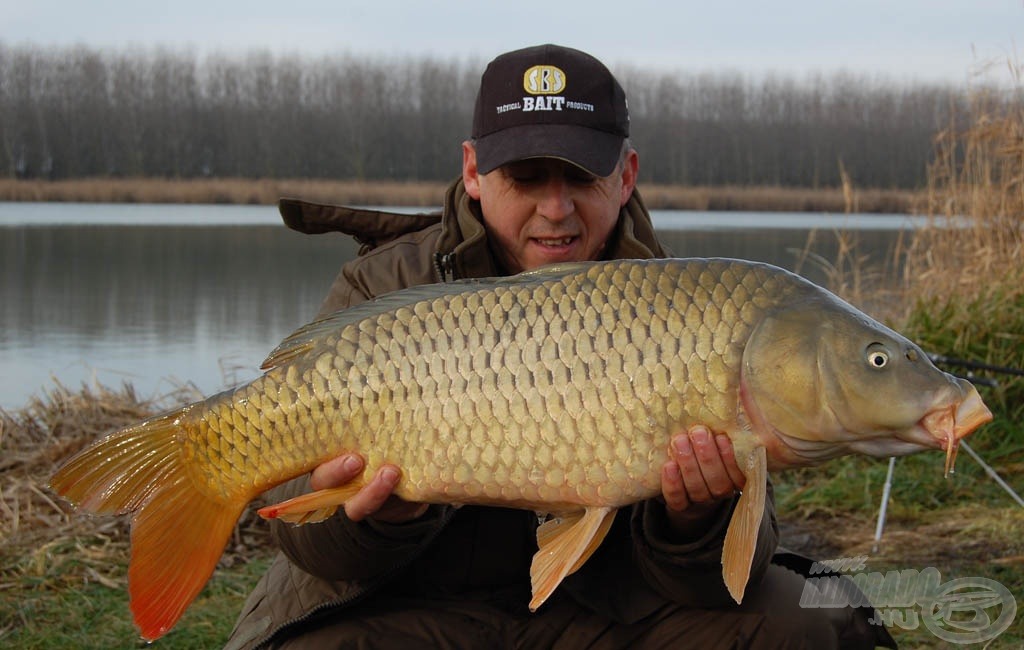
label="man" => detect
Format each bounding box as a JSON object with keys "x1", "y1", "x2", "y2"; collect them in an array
[{"x1": 227, "y1": 44, "x2": 893, "y2": 649}]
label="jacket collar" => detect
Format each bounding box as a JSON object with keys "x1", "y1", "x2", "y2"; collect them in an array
[
  {"x1": 278, "y1": 176, "x2": 667, "y2": 279},
  {"x1": 437, "y1": 177, "x2": 668, "y2": 280}
]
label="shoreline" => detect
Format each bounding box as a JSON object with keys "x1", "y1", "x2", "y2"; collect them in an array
[{"x1": 0, "y1": 177, "x2": 924, "y2": 214}]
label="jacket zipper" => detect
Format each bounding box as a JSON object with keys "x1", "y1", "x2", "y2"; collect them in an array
[{"x1": 433, "y1": 252, "x2": 456, "y2": 282}]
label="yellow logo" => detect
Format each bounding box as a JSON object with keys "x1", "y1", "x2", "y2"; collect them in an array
[{"x1": 523, "y1": 65, "x2": 566, "y2": 95}]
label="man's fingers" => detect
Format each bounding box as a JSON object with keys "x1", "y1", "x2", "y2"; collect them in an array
[
  {"x1": 665, "y1": 426, "x2": 746, "y2": 511},
  {"x1": 310, "y1": 453, "x2": 364, "y2": 491},
  {"x1": 671, "y1": 433, "x2": 714, "y2": 503},
  {"x1": 344, "y1": 466, "x2": 400, "y2": 522},
  {"x1": 661, "y1": 460, "x2": 691, "y2": 511},
  {"x1": 715, "y1": 434, "x2": 747, "y2": 489},
  {"x1": 687, "y1": 427, "x2": 736, "y2": 499}
]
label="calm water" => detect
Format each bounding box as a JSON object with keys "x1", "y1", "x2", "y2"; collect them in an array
[{"x1": 0, "y1": 202, "x2": 916, "y2": 409}]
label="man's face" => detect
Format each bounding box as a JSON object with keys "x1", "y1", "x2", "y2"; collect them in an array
[{"x1": 462, "y1": 142, "x2": 638, "y2": 274}]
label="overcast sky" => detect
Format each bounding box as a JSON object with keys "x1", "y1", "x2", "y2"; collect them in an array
[{"x1": 1, "y1": 1, "x2": 1020, "y2": 85}]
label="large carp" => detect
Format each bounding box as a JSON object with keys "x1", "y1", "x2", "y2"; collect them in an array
[{"x1": 50, "y1": 258, "x2": 992, "y2": 641}]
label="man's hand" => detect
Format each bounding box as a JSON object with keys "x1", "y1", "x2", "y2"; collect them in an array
[
  {"x1": 311, "y1": 454, "x2": 429, "y2": 524},
  {"x1": 660, "y1": 425, "x2": 747, "y2": 538}
]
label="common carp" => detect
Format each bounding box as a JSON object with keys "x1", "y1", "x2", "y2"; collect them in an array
[{"x1": 50, "y1": 258, "x2": 992, "y2": 641}]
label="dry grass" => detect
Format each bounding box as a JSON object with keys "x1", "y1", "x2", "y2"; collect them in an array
[
  {"x1": 0, "y1": 177, "x2": 448, "y2": 207},
  {"x1": 639, "y1": 183, "x2": 921, "y2": 214},
  {"x1": 0, "y1": 381, "x2": 272, "y2": 599},
  {"x1": 0, "y1": 176, "x2": 923, "y2": 213},
  {"x1": 902, "y1": 77, "x2": 1024, "y2": 301},
  {"x1": 0, "y1": 381, "x2": 157, "y2": 552}
]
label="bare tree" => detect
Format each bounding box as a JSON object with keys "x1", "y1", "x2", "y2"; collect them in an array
[{"x1": 0, "y1": 42, "x2": 972, "y2": 189}]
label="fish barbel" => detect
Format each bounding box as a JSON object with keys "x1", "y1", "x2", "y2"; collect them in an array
[{"x1": 50, "y1": 258, "x2": 992, "y2": 640}]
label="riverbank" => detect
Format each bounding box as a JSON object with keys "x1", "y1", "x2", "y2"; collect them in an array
[{"x1": 0, "y1": 177, "x2": 924, "y2": 213}]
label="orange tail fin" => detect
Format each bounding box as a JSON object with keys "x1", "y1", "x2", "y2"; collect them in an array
[{"x1": 50, "y1": 411, "x2": 246, "y2": 641}]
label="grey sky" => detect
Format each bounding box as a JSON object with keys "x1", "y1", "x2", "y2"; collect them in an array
[{"x1": 1, "y1": 1, "x2": 1020, "y2": 85}]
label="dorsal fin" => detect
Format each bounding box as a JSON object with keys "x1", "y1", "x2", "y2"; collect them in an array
[{"x1": 260, "y1": 263, "x2": 597, "y2": 371}]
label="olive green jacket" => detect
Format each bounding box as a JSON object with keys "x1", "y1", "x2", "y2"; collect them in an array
[{"x1": 224, "y1": 179, "x2": 780, "y2": 650}]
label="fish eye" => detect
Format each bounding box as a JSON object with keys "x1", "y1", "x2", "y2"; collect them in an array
[{"x1": 865, "y1": 343, "x2": 890, "y2": 369}]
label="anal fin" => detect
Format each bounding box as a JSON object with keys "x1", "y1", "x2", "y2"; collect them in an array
[
  {"x1": 257, "y1": 479, "x2": 366, "y2": 524},
  {"x1": 721, "y1": 445, "x2": 767, "y2": 603},
  {"x1": 530, "y1": 506, "x2": 616, "y2": 611}
]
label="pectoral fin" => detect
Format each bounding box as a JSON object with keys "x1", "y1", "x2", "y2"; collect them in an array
[
  {"x1": 257, "y1": 479, "x2": 367, "y2": 524},
  {"x1": 721, "y1": 445, "x2": 767, "y2": 603},
  {"x1": 530, "y1": 506, "x2": 616, "y2": 611}
]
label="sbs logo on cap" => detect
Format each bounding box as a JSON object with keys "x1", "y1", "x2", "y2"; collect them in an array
[{"x1": 523, "y1": 65, "x2": 566, "y2": 95}]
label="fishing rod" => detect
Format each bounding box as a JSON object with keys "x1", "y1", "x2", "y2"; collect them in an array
[
  {"x1": 927, "y1": 353, "x2": 1024, "y2": 389},
  {"x1": 928, "y1": 353, "x2": 1024, "y2": 377}
]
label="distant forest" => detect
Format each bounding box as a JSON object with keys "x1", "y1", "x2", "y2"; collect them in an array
[{"x1": 0, "y1": 43, "x2": 983, "y2": 188}]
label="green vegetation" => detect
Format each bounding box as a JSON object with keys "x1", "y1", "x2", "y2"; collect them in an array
[{"x1": 1, "y1": 536, "x2": 270, "y2": 650}]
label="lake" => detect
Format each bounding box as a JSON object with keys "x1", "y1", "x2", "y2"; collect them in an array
[{"x1": 0, "y1": 202, "x2": 919, "y2": 410}]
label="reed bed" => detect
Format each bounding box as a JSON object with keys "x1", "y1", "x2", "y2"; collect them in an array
[
  {"x1": 0, "y1": 176, "x2": 923, "y2": 213},
  {"x1": 0, "y1": 381, "x2": 272, "y2": 594},
  {"x1": 0, "y1": 178, "x2": 447, "y2": 207},
  {"x1": 900, "y1": 75, "x2": 1024, "y2": 421},
  {"x1": 638, "y1": 183, "x2": 921, "y2": 214}
]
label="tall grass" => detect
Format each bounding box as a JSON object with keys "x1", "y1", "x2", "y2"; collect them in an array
[{"x1": 902, "y1": 71, "x2": 1024, "y2": 423}]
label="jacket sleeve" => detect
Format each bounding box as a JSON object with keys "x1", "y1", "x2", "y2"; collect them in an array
[
  {"x1": 630, "y1": 480, "x2": 780, "y2": 607},
  {"x1": 267, "y1": 474, "x2": 453, "y2": 581}
]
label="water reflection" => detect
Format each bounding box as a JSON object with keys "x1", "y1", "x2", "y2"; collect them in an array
[{"x1": 0, "y1": 206, "x2": 909, "y2": 409}]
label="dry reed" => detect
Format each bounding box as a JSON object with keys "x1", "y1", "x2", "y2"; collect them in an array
[
  {"x1": 903, "y1": 80, "x2": 1024, "y2": 304},
  {"x1": 0, "y1": 177, "x2": 923, "y2": 213},
  {"x1": 0, "y1": 178, "x2": 448, "y2": 207},
  {"x1": 0, "y1": 380, "x2": 271, "y2": 596}
]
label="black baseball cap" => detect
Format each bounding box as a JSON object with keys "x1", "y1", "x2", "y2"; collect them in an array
[{"x1": 471, "y1": 44, "x2": 629, "y2": 177}]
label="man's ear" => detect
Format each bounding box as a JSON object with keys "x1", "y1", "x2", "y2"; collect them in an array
[
  {"x1": 463, "y1": 141, "x2": 482, "y2": 199},
  {"x1": 619, "y1": 148, "x2": 639, "y2": 207}
]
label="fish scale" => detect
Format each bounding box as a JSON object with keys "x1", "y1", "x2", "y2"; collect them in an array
[{"x1": 50, "y1": 257, "x2": 992, "y2": 641}]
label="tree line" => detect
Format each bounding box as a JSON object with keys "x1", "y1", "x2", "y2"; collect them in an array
[{"x1": 0, "y1": 43, "x2": 979, "y2": 188}]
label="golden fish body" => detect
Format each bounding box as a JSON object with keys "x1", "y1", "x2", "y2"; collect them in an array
[
  {"x1": 195, "y1": 258, "x2": 781, "y2": 510},
  {"x1": 50, "y1": 258, "x2": 992, "y2": 641}
]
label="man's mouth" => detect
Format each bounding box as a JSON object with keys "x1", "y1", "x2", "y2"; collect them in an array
[{"x1": 534, "y1": 236, "x2": 576, "y2": 247}]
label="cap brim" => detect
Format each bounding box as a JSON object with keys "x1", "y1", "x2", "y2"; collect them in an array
[{"x1": 474, "y1": 124, "x2": 624, "y2": 177}]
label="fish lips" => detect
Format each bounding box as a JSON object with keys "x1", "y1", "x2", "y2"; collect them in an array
[
  {"x1": 914, "y1": 380, "x2": 993, "y2": 475},
  {"x1": 847, "y1": 379, "x2": 992, "y2": 469}
]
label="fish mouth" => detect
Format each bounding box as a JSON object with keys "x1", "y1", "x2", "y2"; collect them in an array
[{"x1": 919, "y1": 383, "x2": 993, "y2": 477}]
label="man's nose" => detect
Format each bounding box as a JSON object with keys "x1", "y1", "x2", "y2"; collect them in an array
[{"x1": 537, "y1": 177, "x2": 574, "y2": 221}]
